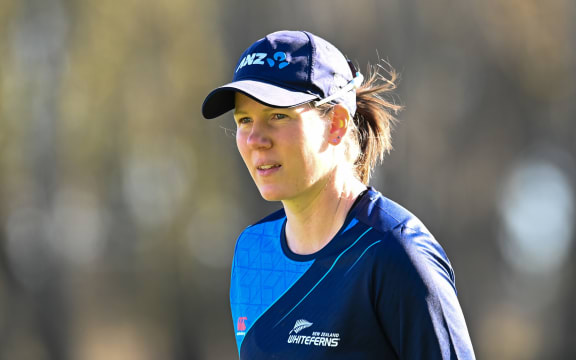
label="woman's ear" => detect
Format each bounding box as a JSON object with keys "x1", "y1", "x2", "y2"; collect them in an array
[{"x1": 329, "y1": 104, "x2": 351, "y2": 145}]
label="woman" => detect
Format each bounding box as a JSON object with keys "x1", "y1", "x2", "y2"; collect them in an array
[{"x1": 202, "y1": 30, "x2": 475, "y2": 359}]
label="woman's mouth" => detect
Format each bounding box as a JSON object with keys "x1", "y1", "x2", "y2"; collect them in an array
[{"x1": 256, "y1": 164, "x2": 282, "y2": 176}]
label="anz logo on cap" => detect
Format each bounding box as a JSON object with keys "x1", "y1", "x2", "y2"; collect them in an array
[{"x1": 236, "y1": 51, "x2": 290, "y2": 73}]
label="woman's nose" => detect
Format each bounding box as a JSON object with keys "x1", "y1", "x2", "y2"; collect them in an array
[{"x1": 247, "y1": 123, "x2": 272, "y2": 150}]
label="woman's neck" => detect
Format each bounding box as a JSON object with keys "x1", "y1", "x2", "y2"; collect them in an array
[{"x1": 282, "y1": 172, "x2": 366, "y2": 255}]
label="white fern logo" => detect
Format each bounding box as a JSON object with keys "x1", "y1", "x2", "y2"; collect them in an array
[{"x1": 290, "y1": 319, "x2": 313, "y2": 334}]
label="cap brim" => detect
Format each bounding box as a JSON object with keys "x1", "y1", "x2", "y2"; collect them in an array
[{"x1": 201, "y1": 80, "x2": 319, "y2": 119}]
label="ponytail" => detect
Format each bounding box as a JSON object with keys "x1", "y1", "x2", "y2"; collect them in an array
[{"x1": 351, "y1": 64, "x2": 403, "y2": 184}]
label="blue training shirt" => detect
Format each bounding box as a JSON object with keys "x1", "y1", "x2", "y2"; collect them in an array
[{"x1": 230, "y1": 188, "x2": 475, "y2": 359}]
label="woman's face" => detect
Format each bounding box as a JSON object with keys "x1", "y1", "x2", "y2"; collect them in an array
[{"x1": 234, "y1": 93, "x2": 336, "y2": 202}]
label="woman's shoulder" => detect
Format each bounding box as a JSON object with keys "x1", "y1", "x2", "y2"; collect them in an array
[
  {"x1": 356, "y1": 189, "x2": 454, "y2": 282},
  {"x1": 237, "y1": 208, "x2": 287, "y2": 240},
  {"x1": 357, "y1": 188, "x2": 431, "y2": 236}
]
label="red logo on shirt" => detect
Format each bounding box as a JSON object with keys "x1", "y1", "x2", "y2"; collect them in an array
[{"x1": 237, "y1": 317, "x2": 248, "y2": 331}]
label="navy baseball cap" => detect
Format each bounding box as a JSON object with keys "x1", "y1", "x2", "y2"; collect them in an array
[{"x1": 201, "y1": 30, "x2": 360, "y2": 119}]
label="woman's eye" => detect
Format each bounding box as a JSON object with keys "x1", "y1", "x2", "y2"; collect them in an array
[
  {"x1": 237, "y1": 117, "x2": 252, "y2": 125},
  {"x1": 272, "y1": 113, "x2": 288, "y2": 120}
]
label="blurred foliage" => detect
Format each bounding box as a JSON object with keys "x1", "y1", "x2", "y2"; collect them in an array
[{"x1": 0, "y1": 0, "x2": 575, "y2": 359}]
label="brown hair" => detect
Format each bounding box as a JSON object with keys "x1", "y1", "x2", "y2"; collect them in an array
[
  {"x1": 352, "y1": 64, "x2": 403, "y2": 183},
  {"x1": 318, "y1": 63, "x2": 403, "y2": 184}
]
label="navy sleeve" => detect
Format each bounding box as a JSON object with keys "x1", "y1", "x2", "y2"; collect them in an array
[{"x1": 371, "y1": 225, "x2": 475, "y2": 359}]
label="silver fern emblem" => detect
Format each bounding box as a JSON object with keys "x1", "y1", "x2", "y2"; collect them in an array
[{"x1": 290, "y1": 319, "x2": 313, "y2": 334}]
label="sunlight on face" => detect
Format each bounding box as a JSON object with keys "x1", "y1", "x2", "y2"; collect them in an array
[{"x1": 234, "y1": 93, "x2": 336, "y2": 202}]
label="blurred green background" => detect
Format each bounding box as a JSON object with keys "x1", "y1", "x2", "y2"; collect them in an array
[{"x1": 1, "y1": 0, "x2": 575, "y2": 359}]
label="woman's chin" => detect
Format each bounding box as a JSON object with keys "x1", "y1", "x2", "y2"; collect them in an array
[{"x1": 257, "y1": 186, "x2": 287, "y2": 202}]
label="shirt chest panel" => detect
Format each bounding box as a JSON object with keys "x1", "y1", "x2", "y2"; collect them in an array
[{"x1": 241, "y1": 237, "x2": 393, "y2": 359}]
